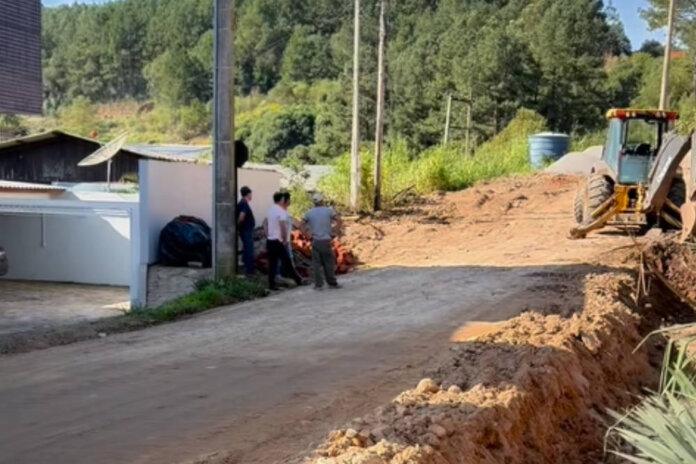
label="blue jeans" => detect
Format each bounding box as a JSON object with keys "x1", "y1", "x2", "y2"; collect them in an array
[
  {"x1": 276, "y1": 242, "x2": 294, "y2": 277},
  {"x1": 240, "y1": 228, "x2": 255, "y2": 275}
]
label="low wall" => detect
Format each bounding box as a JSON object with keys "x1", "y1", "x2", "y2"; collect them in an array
[
  {"x1": 0, "y1": 212, "x2": 130, "y2": 286},
  {"x1": 146, "y1": 265, "x2": 212, "y2": 308}
]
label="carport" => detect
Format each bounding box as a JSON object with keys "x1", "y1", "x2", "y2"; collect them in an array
[{"x1": 0, "y1": 183, "x2": 141, "y2": 334}]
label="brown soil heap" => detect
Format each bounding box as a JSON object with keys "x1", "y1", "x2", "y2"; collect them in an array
[
  {"x1": 645, "y1": 239, "x2": 696, "y2": 304},
  {"x1": 309, "y1": 274, "x2": 656, "y2": 464}
]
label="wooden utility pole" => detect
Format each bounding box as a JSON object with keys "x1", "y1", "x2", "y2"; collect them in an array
[
  {"x1": 443, "y1": 94, "x2": 452, "y2": 145},
  {"x1": 373, "y1": 0, "x2": 387, "y2": 211},
  {"x1": 350, "y1": 0, "x2": 361, "y2": 211},
  {"x1": 660, "y1": 0, "x2": 676, "y2": 110},
  {"x1": 213, "y1": 0, "x2": 236, "y2": 278}
]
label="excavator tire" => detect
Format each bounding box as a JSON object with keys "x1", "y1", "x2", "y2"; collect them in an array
[
  {"x1": 573, "y1": 188, "x2": 585, "y2": 224},
  {"x1": 585, "y1": 174, "x2": 613, "y2": 218}
]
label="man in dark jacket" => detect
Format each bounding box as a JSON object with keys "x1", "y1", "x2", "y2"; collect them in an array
[{"x1": 237, "y1": 186, "x2": 256, "y2": 276}]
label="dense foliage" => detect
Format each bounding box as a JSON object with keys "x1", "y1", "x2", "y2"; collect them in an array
[{"x1": 38, "y1": 0, "x2": 661, "y2": 156}]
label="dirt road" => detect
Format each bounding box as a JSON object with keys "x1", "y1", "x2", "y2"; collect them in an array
[{"x1": 0, "y1": 175, "x2": 633, "y2": 464}]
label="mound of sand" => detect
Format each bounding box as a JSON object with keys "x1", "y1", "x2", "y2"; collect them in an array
[{"x1": 546, "y1": 146, "x2": 602, "y2": 175}]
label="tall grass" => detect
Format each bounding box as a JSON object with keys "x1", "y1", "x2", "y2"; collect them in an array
[
  {"x1": 319, "y1": 108, "x2": 547, "y2": 211},
  {"x1": 571, "y1": 130, "x2": 605, "y2": 152}
]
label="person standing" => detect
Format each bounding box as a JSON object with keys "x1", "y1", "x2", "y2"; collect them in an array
[
  {"x1": 281, "y1": 191, "x2": 295, "y2": 267},
  {"x1": 302, "y1": 193, "x2": 342, "y2": 290},
  {"x1": 237, "y1": 186, "x2": 255, "y2": 276},
  {"x1": 266, "y1": 192, "x2": 303, "y2": 290}
]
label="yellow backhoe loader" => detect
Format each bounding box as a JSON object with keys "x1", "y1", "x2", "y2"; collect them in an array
[{"x1": 571, "y1": 108, "x2": 696, "y2": 241}]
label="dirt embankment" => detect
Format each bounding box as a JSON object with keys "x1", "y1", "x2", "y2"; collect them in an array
[
  {"x1": 645, "y1": 239, "x2": 696, "y2": 304},
  {"x1": 308, "y1": 273, "x2": 662, "y2": 464}
]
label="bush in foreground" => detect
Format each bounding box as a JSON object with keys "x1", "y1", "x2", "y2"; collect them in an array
[{"x1": 607, "y1": 327, "x2": 696, "y2": 463}]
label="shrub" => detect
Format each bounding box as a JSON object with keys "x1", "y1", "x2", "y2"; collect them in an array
[
  {"x1": 132, "y1": 278, "x2": 266, "y2": 323},
  {"x1": 238, "y1": 104, "x2": 316, "y2": 162},
  {"x1": 59, "y1": 97, "x2": 99, "y2": 136},
  {"x1": 571, "y1": 130, "x2": 605, "y2": 152},
  {"x1": 607, "y1": 327, "x2": 696, "y2": 463},
  {"x1": 177, "y1": 101, "x2": 211, "y2": 140},
  {"x1": 319, "y1": 109, "x2": 546, "y2": 211}
]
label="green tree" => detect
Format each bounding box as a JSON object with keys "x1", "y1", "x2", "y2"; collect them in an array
[
  {"x1": 238, "y1": 105, "x2": 316, "y2": 162},
  {"x1": 281, "y1": 26, "x2": 337, "y2": 82},
  {"x1": 639, "y1": 39, "x2": 665, "y2": 57},
  {"x1": 145, "y1": 48, "x2": 210, "y2": 106}
]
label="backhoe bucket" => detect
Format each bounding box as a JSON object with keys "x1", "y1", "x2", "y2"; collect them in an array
[{"x1": 681, "y1": 201, "x2": 696, "y2": 242}]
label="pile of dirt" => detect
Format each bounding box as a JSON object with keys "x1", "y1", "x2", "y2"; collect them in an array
[
  {"x1": 308, "y1": 274, "x2": 657, "y2": 464},
  {"x1": 341, "y1": 174, "x2": 632, "y2": 269},
  {"x1": 645, "y1": 239, "x2": 696, "y2": 304}
]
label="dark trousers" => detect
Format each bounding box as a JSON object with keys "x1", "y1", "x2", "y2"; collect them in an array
[
  {"x1": 240, "y1": 228, "x2": 255, "y2": 275},
  {"x1": 312, "y1": 239, "x2": 337, "y2": 287},
  {"x1": 267, "y1": 239, "x2": 302, "y2": 288}
]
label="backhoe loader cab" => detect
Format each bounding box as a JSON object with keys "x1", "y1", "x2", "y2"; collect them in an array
[
  {"x1": 571, "y1": 109, "x2": 683, "y2": 238},
  {"x1": 601, "y1": 109, "x2": 676, "y2": 185}
]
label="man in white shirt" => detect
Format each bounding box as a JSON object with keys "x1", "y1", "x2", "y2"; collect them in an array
[{"x1": 266, "y1": 192, "x2": 303, "y2": 290}]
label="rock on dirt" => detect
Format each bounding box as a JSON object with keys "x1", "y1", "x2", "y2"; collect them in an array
[
  {"x1": 415, "y1": 378, "x2": 439, "y2": 394},
  {"x1": 309, "y1": 274, "x2": 659, "y2": 464}
]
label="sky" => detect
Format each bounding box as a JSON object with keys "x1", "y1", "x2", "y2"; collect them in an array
[{"x1": 42, "y1": 0, "x2": 665, "y2": 51}]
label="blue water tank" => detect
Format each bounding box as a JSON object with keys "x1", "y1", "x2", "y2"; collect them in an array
[{"x1": 529, "y1": 132, "x2": 570, "y2": 169}]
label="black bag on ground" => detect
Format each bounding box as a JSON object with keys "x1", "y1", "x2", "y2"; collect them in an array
[{"x1": 158, "y1": 216, "x2": 212, "y2": 267}]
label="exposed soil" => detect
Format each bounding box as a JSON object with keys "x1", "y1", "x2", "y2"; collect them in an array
[
  {"x1": 308, "y1": 273, "x2": 662, "y2": 464},
  {"x1": 343, "y1": 174, "x2": 632, "y2": 269},
  {"x1": 644, "y1": 238, "x2": 696, "y2": 304},
  {"x1": 2, "y1": 173, "x2": 667, "y2": 464}
]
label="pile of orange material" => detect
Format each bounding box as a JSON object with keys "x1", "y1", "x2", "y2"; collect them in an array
[{"x1": 291, "y1": 230, "x2": 356, "y2": 275}]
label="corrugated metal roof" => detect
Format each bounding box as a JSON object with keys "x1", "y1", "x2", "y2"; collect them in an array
[
  {"x1": 0, "y1": 180, "x2": 66, "y2": 193},
  {"x1": 0, "y1": 130, "x2": 204, "y2": 164},
  {"x1": 0, "y1": 130, "x2": 98, "y2": 150},
  {"x1": 124, "y1": 144, "x2": 209, "y2": 162}
]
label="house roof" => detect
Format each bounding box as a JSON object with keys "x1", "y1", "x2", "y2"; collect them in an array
[
  {"x1": 0, "y1": 130, "x2": 98, "y2": 150},
  {"x1": 0, "y1": 130, "x2": 204, "y2": 164},
  {"x1": 0, "y1": 180, "x2": 66, "y2": 193},
  {"x1": 124, "y1": 144, "x2": 209, "y2": 162}
]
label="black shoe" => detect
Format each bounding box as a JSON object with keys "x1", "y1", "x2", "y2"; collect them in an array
[
  {"x1": 328, "y1": 283, "x2": 342, "y2": 289},
  {"x1": 314, "y1": 285, "x2": 325, "y2": 291},
  {"x1": 269, "y1": 285, "x2": 280, "y2": 291}
]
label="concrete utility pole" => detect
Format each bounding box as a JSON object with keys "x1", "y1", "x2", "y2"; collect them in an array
[
  {"x1": 213, "y1": 0, "x2": 237, "y2": 278},
  {"x1": 373, "y1": 0, "x2": 387, "y2": 212},
  {"x1": 443, "y1": 94, "x2": 452, "y2": 145},
  {"x1": 350, "y1": 0, "x2": 361, "y2": 211},
  {"x1": 660, "y1": 0, "x2": 676, "y2": 110}
]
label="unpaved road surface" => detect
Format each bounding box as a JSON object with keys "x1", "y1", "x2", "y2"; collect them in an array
[{"x1": 0, "y1": 175, "x2": 633, "y2": 464}]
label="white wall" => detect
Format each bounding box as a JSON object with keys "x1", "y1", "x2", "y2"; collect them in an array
[
  {"x1": 0, "y1": 212, "x2": 131, "y2": 285},
  {"x1": 139, "y1": 160, "x2": 282, "y2": 264},
  {"x1": 238, "y1": 168, "x2": 283, "y2": 225}
]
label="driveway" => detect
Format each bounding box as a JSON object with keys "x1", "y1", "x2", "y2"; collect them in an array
[{"x1": 0, "y1": 280, "x2": 128, "y2": 336}]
